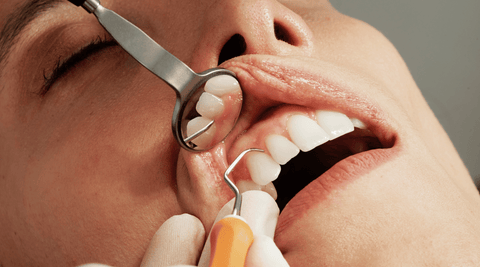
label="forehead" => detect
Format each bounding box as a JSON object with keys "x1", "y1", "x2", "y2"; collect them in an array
[
  {"x1": 0, "y1": 0, "x2": 62, "y2": 71},
  {"x1": 0, "y1": 0, "x2": 60, "y2": 34}
]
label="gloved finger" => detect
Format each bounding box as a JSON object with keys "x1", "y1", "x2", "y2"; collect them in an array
[
  {"x1": 245, "y1": 234, "x2": 290, "y2": 267},
  {"x1": 140, "y1": 214, "x2": 205, "y2": 267},
  {"x1": 197, "y1": 190, "x2": 279, "y2": 266}
]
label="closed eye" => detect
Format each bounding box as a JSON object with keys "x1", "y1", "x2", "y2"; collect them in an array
[{"x1": 41, "y1": 36, "x2": 118, "y2": 96}]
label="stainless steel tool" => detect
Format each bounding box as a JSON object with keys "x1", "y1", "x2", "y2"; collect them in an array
[{"x1": 67, "y1": 0, "x2": 243, "y2": 152}]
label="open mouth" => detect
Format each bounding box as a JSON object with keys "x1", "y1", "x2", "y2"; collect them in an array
[
  {"x1": 180, "y1": 55, "x2": 399, "y2": 235},
  {"x1": 273, "y1": 126, "x2": 384, "y2": 212},
  {"x1": 228, "y1": 106, "x2": 394, "y2": 214}
]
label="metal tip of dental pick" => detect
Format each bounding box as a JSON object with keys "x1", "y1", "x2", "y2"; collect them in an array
[{"x1": 224, "y1": 148, "x2": 264, "y2": 216}]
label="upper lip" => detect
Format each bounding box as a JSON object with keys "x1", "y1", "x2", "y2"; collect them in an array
[{"x1": 220, "y1": 53, "x2": 397, "y2": 155}]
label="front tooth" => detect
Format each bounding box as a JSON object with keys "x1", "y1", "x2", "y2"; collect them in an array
[
  {"x1": 265, "y1": 134, "x2": 300, "y2": 165},
  {"x1": 186, "y1": 117, "x2": 216, "y2": 148},
  {"x1": 246, "y1": 152, "x2": 281, "y2": 186},
  {"x1": 350, "y1": 118, "x2": 367, "y2": 129},
  {"x1": 196, "y1": 92, "x2": 224, "y2": 119},
  {"x1": 204, "y1": 75, "x2": 241, "y2": 97},
  {"x1": 315, "y1": 110, "x2": 354, "y2": 140},
  {"x1": 287, "y1": 115, "x2": 329, "y2": 152}
]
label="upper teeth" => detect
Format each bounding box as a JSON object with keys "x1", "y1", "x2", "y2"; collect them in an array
[
  {"x1": 315, "y1": 110, "x2": 355, "y2": 139},
  {"x1": 246, "y1": 151, "x2": 282, "y2": 186},
  {"x1": 186, "y1": 75, "x2": 241, "y2": 147},
  {"x1": 204, "y1": 75, "x2": 241, "y2": 96},
  {"x1": 349, "y1": 117, "x2": 367, "y2": 130},
  {"x1": 287, "y1": 115, "x2": 330, "y2": 152},
  {"x1": 265, "y1": 135, "x2": 300, "y2": 165},
  {"x1": 196, "y1": 92, "x2": 224, "y2": 119},
  {"x1": 186, "y1": 117, "x2": 217, "y2": 148},
  {"x1": 242, "y1": 111, "x2": 365, "y2": 199}
]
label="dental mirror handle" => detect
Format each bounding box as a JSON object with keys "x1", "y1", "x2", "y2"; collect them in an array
[
  {"x1": 67, "y1": 0, "x2": 197, "y2": 97},
  {"x1": 209, "y1": 215, "x2": 254, "y2": 267}
]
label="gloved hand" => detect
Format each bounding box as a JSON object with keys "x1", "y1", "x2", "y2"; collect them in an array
[
  {"x1": 196, "y1": 190, "x2": 289, "y2": 267},
  {"x1": 80, "y1": 191, "x2": 289, "y2": 267}
]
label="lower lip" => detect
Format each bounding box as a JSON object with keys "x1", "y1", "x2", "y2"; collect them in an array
[{"x1": 274, "y1": 145, "x2": 399, "y2": 237}]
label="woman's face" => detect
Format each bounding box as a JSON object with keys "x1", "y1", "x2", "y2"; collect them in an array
[{"x1": 1, "y1": 0, "x2": 479, "y2": 265}]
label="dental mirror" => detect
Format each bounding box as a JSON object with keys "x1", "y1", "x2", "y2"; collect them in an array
[{"x1": 68, "y1": 0, "x2": 243, "y2": 152}]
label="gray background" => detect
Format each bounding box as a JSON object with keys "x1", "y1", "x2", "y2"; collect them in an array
[{"x1": 330, "y1": 0, "x2": 480, "y2": 186}]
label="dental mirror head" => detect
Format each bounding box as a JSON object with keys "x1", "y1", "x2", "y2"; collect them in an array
[
  {"x1": 174, "y1": 70, "x2": 243, "y2": 151},
  {"x1": 67, "y1": 0, "x2": 243, "y2": 152}
]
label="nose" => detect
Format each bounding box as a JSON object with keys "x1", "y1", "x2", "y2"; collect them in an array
[{"x1": 191, "y1": 0, "x2": 314, "y2": 67}]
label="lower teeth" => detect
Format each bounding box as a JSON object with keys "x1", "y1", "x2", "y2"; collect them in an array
[{"x1": 237, "y1": 180, "x2": 278, "y2": 200}]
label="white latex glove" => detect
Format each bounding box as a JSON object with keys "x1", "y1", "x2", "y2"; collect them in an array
[
  {"x1": 78, "y1": 214, "x2": 205, "y2": 267},
  {"x1": 79, "y1": 191, "x2": 289, "y2": 267},
  {"x1": 141, "y1": 213, "x2": 206, "y2": 266},
  {"x1": 197, "y1": 190, "x2": 288, "y2": 267}
]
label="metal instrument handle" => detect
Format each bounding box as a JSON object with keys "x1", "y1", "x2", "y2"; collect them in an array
[{"x1": 82, "y1": 0, "x2": 197, "y2": 97}]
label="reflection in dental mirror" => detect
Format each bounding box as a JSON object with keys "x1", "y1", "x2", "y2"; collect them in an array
[{"x1": 182, "y1": 75, "x2": 242, "y2": 150}]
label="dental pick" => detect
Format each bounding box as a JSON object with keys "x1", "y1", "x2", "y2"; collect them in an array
[{"x1": 209, "y1": 148, "x2": 264, "y2": 267}]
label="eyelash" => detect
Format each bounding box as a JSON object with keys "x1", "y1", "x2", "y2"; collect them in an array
[{"x1": 41, "y1": 36, "x2": 118, "y2": 96}]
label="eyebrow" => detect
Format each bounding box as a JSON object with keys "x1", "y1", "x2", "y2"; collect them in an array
[{"x1": 0, "y1": 0, "x2": 63, "y2": 72}]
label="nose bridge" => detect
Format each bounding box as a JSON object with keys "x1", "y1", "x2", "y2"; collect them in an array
[{"x1": 192, "y1": 0, "x2": 313, "y2": 67}]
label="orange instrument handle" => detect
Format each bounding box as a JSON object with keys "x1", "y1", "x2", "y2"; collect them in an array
[{"x1": 209, "y1": 215, "x2": 254, "y2": 267}]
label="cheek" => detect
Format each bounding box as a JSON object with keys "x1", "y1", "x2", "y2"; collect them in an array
[
  {"x1": 308, "y1": 12, "x2": 471, "y2": 184},
  {"x1": 5, "y1": 70, "x2": 183, "y2": 264},
  {"x1": 21, "y1": 140, "x2": 181, "y2": 263},
  {"x1": 307, "y1": 10, "x2": 415, "y2": 100}
]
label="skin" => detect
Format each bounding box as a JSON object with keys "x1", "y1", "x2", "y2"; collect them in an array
[{"x1": 1, "y1": 0, "x2": 479, "y2": 266}]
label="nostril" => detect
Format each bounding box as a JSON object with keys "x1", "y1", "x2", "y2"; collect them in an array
[
  {"x1": 218, "y1": 34, "x2": 247, "y2": 65},
  {"x1": 274, "y1": 22, "x2": 296, "y2": 46}
]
